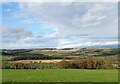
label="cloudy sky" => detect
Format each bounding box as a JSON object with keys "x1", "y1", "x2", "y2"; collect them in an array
[{"x1": 1, "y1": 2, "x2": 118, "y2": 49}]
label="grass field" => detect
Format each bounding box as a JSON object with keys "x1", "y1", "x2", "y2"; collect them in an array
[
  {"x1": 29, "y1": 50, "x2": 62, "y2": 56},
  {"x1": 2, "y1": 69, "x2": 118, "y2": 82}
]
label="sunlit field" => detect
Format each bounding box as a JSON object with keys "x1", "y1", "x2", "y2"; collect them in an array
[{"x1": 2, "y1": 69, "x2": 118, "y2": 82}]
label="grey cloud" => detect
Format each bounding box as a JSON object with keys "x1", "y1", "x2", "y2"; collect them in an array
[
  {"x1": 2, "y1": 27, "x2": 58, "y2": 49},
  {"x1": 2, "y1": 27, "x2": 33, "y2": 43}
]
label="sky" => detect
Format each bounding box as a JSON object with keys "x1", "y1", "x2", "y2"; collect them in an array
[{"x1": 1, "y1": 2, "x2": 119, "y2": 49}]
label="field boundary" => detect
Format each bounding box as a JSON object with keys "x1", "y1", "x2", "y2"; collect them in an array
[{"x1": 1, "y1": 82, "x2": 119, "y2": 84}]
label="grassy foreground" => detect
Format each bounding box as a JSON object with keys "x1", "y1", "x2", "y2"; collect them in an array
[{"x1": 2, "y1": 69, "x2": 118, "y2": 82}]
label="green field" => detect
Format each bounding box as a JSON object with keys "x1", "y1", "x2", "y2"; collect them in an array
[{"x1": 2, "y1": 69, "x2": 118, "y2": 82}]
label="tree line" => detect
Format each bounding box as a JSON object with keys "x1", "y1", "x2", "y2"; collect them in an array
[{"x1": 2, "y1": 58, "x2": 118, "y2": 69}]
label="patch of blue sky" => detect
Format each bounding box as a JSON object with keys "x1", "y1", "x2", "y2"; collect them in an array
[
  {"x1": 2, "y1": 2, "x2": 19, "y2": 16},
  {"x1": 24, "y1": 24, "x2": 54, "y2": 36},
  {"x1": 2, "y1": 2, "x2": 54, "y2": 36},
  {"x1": 2, "y1": 2, "x2": 20, "y2": 27},
  {"x1": 2, "y1": 21, "x2": 54, "y2": 37}
]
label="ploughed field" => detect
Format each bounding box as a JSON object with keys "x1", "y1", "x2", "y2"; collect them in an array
[{"x1": 2, "y1": 69, "x2": 118, "y2": 82}]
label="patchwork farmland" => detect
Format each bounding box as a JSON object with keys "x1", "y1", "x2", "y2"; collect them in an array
[{"x1": 1, "y1": 48, "x2": 119, "y2": 82}]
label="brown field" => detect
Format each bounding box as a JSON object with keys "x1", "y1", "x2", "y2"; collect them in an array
[
  {"x1": 41, "y1": 49, "x2": 78, "y2": 52},
  {"x1": 12, "y1": 59, "x2": 70, "y2": 63}
]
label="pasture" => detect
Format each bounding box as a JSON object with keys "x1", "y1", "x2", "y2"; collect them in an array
[
  {"x1": 2, "y1": 69, "x2": 118, "y2": 82},
  {"x1": 1, "y1": 49, "x2": 119, "y2": 83}
]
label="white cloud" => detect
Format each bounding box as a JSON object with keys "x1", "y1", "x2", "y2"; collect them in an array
[
  {"x1": 23, "y1": 19, "x2": 34, "y2": 24},
  {"x1": 16, "y1": 2, "x2": 117, "y2": 38},
  {"x1": 2, "y1": 2, "x2": 118, "y2": 49},
  {"x1": 97, "y1": 16, "x2": 106, "y2": 21},
  {"x1": 1, "y1": 0, "x2": 119, "y2": 2},
  {"x1": 2, "y1": 27, "x2": 59, "y2": 49},
  {"x1": 57, "y1": 41, "x2": 118, "y2": 48}
]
